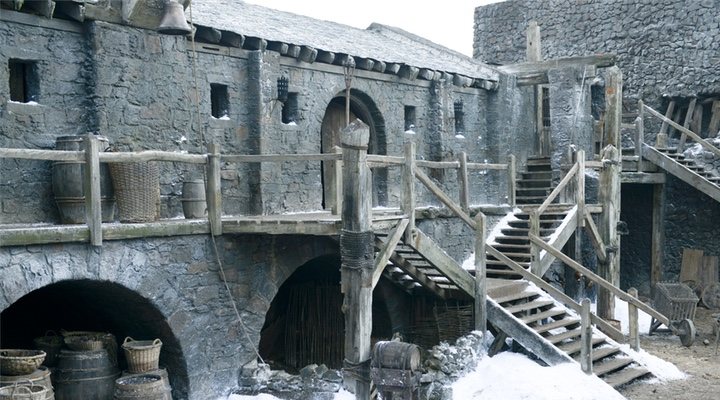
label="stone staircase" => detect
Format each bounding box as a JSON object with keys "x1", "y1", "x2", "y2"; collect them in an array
[{"x1": 642, "y1": 144, "x2": 720, "y2": 203}]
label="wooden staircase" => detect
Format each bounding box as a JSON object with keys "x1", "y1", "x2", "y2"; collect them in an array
[
  {"x1": 516, "y1": 156, "x2": 554, "y2": 205},
  {"x1": 642, "y1": 144, "x2": 720, "y2": 203}
]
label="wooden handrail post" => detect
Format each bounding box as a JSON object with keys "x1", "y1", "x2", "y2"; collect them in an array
[
  {"x1": 507, "y1": 154, "x2": 516, "y2": 207},
  {"x1": 580, "y1": 298, "x2": 593, "y2": 375},
  {"x1": 332, "y1": 145, "x2": 343, "y2": 215},
  {"x1": 598, "y1": 144, "x2": 620, "y2": 320},
  {"x1": 576, "y1": 150, "x2": 585, "y2": 228},
  {"x1": 402, "y1": 140, "x2": 416, "y2": 243},
  {"x1": 530, "y1": 210, "x2": 541, "y2": 275},
  {"x1": 474, "y1": 212, "x2": 487, "y2": 333},
  {"x1": 459, "y1": 152, "x2": 470, "y2": 213},
  {"x1": 628, "y1": 287, "x2": 640, "y2": 351},
  {"x1": 206, "y1": 143, "x2": 223, "y2": 236},
  {"x1": 635, "y1": 100, "x2": 644, "y2": 172},
  {"x1": 83, "y1": 134, "x2": 102, "y2": 246},
  {"x1": 605, "y1": 66, "x2": 622, "y2": 150}
]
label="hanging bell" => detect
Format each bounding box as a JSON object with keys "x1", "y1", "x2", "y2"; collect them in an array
[{"x1": 157, "y1": 0, "x2": 191, "y2": 35}]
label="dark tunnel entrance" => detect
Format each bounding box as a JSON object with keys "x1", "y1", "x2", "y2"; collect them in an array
[
  {"x1": 0, "y1": 279, "x2": 190, "y2": 398},
  {"x1": 258, "y1": 255, "x2": 393, "y2": 373}
]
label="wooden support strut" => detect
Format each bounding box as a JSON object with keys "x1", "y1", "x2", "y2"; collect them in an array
[
  {"x1": 597, "y1": 145, "x2": 620, "y2": 320},
  {"x1": 206, "y1": 143, "x2": 222, "y2": 236},
  {"x1": 628, "y1": 287, "x2": 640, "y2": 351},
  {"x1": 474, "y1": 213, "x2": 487, "y2": 333},
  {"x1": 580, "y1": 298, "x2": 593, "y2": 375},
  {"x1": 507, "y1": 154, "x2": 517, "y2": 207},
  {"x1": 402, "y1": 140, "x2": 416, "y2": 244},
  {"x1": 635, "y1": 100, "x2": 645, "y2": 172},
  {"x1": 83, "y1": 135, "x2": 102, "y2": 246},
  {"x1": 458, "y1": 152, "x2": 470, "y2": 212}
]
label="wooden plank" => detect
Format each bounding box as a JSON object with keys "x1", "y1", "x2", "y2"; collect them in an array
[
  {"x1": 206, "y1": 143, "x2": 222, "y2": 236},
  {"x1": 605, "y1": 67, "x2": 622, "y2": 149},
  {"x1": 507, "y1": 154, "x2": 517, "y2": 207},
  {"x1": 0, "y1": 148, "x2": 83, "y2": 162},
  {"x1": 367, "y1": 154, "x2": 404, "y2": 166},
  {"x1": 486, "y1": 245, "x2": 625, "y2": 342},
  {"x1": 692, "y1": 103, "x2": 703, "y2": 138},
  {"x1": 402, "y1": 141, "x2": 416, "y2": 243},
  {"x1": 642, "y1": 144, "x2": 720, "y2": 202},
  {"x1": 466, "y1": 162, "x2": 508, "y2": 170},
  {"x1": 372, "y1": 219, "x2": 409, "y2": 289},
  {"x1": 458, "y1": 152, "x2": 470, "y2": 212},
  {"x1": 635, "y1": 100, "x2": 645, "y2": 172},
  {"x1": 576, "y1": 150, "x2": 585, "y2": 227},
  {"x1": 498, "y1": 54, "x2": 616, "y2": 75},
  {"x1": 526, "y1": 20, "x2": 541, "y2": 62},
  {"x1": 621, "y1": 172, "x2": 666, "y2": 184},
  {"x1": 332, "y1": 146, "x2": 343, "y2": 215},
  {"x1": 416, "y1": 160, "x2": 460, "y2": 169},
  {"x1": 643, "y1": 104, "x2": 720, "y2": 159},
  {"x1": 651, "y1": 183, "x2": 664, "y2": 294},
  {"x1": 222, "y1": 153, "x2": 341, "y2": 163},
  {"x1": 0, "y1": 225, "x2": 89, "y2": 246},
  {"x1": 83, "y1": 135, "x2": 102, "y2": 246},
  {"x1": 386, "y1": 250, "x2": 447, "y2": 298},
  {"x1": 628, "y1": 287, "x2": 640, "y2": 351},
  {"x1": 530, "y1": 211, "x2": 541, "y2": 275},
  {"x1": 680, "y1": 248, "x2": 704, "y2": 286},
  {"x1": 678, "y1": 97, "x2": 697, "y2": 149},
  {"x1": 221, "y1": 219, "x2": 339, "y2": 236},
  {"x1": 530, "y1": 233, "x2": 671, "y2": 327},
  {"x1": 539, "y1": 206, "x2": 579, "y2": 274},
  {"x1": 598, "y1": 145, "x2": 621, "y2": 320},
  {"x1": 475, "y1": 213, "x2": 487, "y2": 333},
  {"x1": 708, "y1": 100, "x2": 720, "y2": 136},
  {"x1": 411, "y1": 228, "x2": 475, "y2": 297},
  {"x1": 583, "y1": 209, "x2": 607, "y2": 263},
  {"x1": 414, "y1": 168, "x2": 476, "y2": 229},
  {"x1": 580, "y1": 298, "x2": 593, "y2": 375},
  {"x1": 103, "y1": 219, "x2": 211, "y2": 240},
  {"x1": 658, "y1": 100, "x2": 676, "y2": 136},
  {"x1": 701, "y1": 256, "x2": 719, "y2": 288},
  {"x1": 99, "y1": 151, "x2": 206, "y2": 164}
]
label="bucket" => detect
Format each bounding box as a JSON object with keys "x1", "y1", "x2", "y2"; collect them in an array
[
  {"x1": 113, "y1": 373, "x2": 172, "y2": 400},
  {"x1": 53, "y1": 350, "x2": 119, "y2": 400},
  {"x1": 0, "y1": 367, "x2": 54, "y2": 400},
  {"x1": 52, "y1": 135, "x2": 115, "y2": 224},
  {"x1": 33, "y1": 332, "x2": 63, "y2": 367},
  {"x1": 121, "y1": 338, "x2": 162, "y2": 374},
  {"x1": 181, "y1": 180, "x2": 206, "y2": 219},
  {"x1": 0, "y1": 382, "x2": 48, "y2": 400},
  {"x1": 370, "y1": 341, "x2": 421, "y2": 371}
]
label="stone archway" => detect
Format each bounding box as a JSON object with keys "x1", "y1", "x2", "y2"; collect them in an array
[
  {"x1": 0, "y1": 279, "x2": 190, "y2": 398},
  {"x1": 321, "y1": 89, "x2": 388, "y2": 210}
]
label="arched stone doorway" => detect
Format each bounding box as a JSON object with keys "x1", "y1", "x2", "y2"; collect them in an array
[
  {"x1": 0, "y1": 279, "x2": 190, "y2": 399},
  {"x1": 321, "y1": 90, "x2": 388, "y2": 210},
  {"x1": 258, "y1": 255, "x2": 394, "y2": 372}
]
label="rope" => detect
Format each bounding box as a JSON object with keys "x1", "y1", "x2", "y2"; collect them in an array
[{"x1": 186, "y1": 0, "x2": 266, "y2": 366}]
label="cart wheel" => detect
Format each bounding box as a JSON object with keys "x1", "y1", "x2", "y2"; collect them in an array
[{"x1": 678, "y1": 319, "x2": 696, "y2": 347}]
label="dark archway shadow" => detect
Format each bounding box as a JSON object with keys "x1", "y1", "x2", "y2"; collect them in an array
[{"x1": 0, "y1": 280, "x2": 190, "y2": 399}]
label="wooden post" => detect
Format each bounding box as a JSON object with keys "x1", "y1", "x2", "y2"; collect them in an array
[
  {"x1": 658, "y1": 100, "x2": 675, "y2": 138},
  {"x1": 576, "y1": 149, "x2": 585, "y2": 228},
  {"x1": 530, "y1": 211, "x2": 541, "y2": 275},
  {"x1": 459, "y1": 152, "x2": 470, "y2": 212},
  {"x1": 332, "y1": 145, "x2": 343, "y2": 215},
  {"x1": 605, "y1": 67, "x2": 622, "y2": 150},
  {"x1": 678, "y1": 97, "x2": 697, "y2": 150},
  {"x1": 206, "y1": 143, "x2": 222, "y2": 236},
  {"x1": 474, "y1": 212, "x2": 487, "y2": 333},
  {"x1": 628, "y1": 287, "x2": 640, "y2": 351},
  {"x1": 339, "y1": 120, "x2": 373, "y2": 400},
  {"x1": 526, "y1": 21, "x2": 547, "y2": 155},
  {"x1": 651, "y1": 183, "x2": 665, "y2": 295},
  {"x1": 507, "y1": 154, "x2": 516, "y2": 207},
  {"x1": 402, "y1": 140, "x2": 416, "y2": 244},
  {"x1": 598, "y1": 145, "x2": 621, "y2": 320},
  {"x1": 635, "y1": 100, "x2": 645, "y2": 172},
  {"x1": 83, "y1": 135, "x2": 102, "y2": 246},
  {"x1": 580, "y1": 298, "x2": 593, "y2": 375}
]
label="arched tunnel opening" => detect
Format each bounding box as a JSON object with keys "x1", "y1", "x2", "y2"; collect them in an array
[
  {"x1": 0, "y1": 279, "x2": 190, "y2": 398},
  {"x1": 258, "y1": 255, "x2": 393, "y2": 373}
]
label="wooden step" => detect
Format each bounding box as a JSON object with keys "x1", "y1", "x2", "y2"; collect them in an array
[
  {"x1": 487, "y1": 259, "x2": 530, "y2": 268},
  {"x1": 545, "y1": 328, "x2": 582, "y2": 344},
  {"x1": 593, "y1": 357, "x2": 634, "y2": 377},
  {"x1": 603, "y1": 367, "x2": 651, "y2": 388},
  {"x1": 505, "y1": 299, "x2": 555, "y2": 314},
  {"x1": 558, "y1": 337, "x2": 606, "y2": 355},
  {"x1": 486, "y1": 279, "x2": 529, "y2": 297},
  {"x1": 573, "y1": 346, "x2": 621, "y2": 362},
  {"x1": 521, "y1": 308, "x2": 567, "y2": 324},
  {"x1": 491, "y1": 290, "x2": 539, "y2": 304},
  {"x1": 487, "y1": 252, "x2": 531, "y2": 260},
  {"x1": 489, "y1": 243, "x2": 531, "y2": 251},
  {"x1": 533, "y1": 318, "x2": 581, "y2": 334}
]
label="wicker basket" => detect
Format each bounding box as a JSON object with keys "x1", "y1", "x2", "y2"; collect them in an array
[
  {"x1": 122, "y1": 337, "x2": 162, "y2": 373},
  {"x1": 0, "y1": 382, "x2": 48, "y2": 400},
  {"x1": 0, "y1": 350, "x2": 46, "y2": 376},
  {"x1": 109, "y1": 162, "x2": 160, "y2": 223},
  {"x1": 61, "y1": 331, "x2": 118, "y2": 366}
]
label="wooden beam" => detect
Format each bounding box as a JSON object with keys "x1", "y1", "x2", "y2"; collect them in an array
[
  {"x1": 526, "y1": 20, "x2": 541, "y2": 62},
  {"x1": 221, "y1": 219, "x2": 339, "y2": 236},
  {"x1": 708, "y1": 100, "x2": 720, "y2": 136},
  {"x1": 538, "y1": 206, "x2": 579, "y2": 274},
  {"x1": 243, "y1": 37, "x2": 267, "y2": 51},
  {"x1": 99, "y1": 151, "x2": 206, "y2": 164},
  {"x1": 206, "y1": 143, "x2": 222, "y2": 236},
  {"x1": 414, "y1": 168, "x2": 476, "y2": 229},
  {"x1": 402, "y1": 141, "x2": 416, "y2": 243},
  {"x1": 628, "y1": 287, "x2": 640, "y2": 351},
  {"x1": 499, "y1": 54, "x2": 616, "y2": 75},
  {"x1": 385, "y1": 63, "x2": 401, "y2": 75},
  {"x1": 598, "y1": 145, "x2": 621, "y2": 320},
  {"x1": 583, "y1": 209, "x2": 607, "y2": 263},
  {"x1": 195, "y1": 26, "x2": 221, "y2": 44},
  {"x1": 411, "y1": 228, "x2": 475, "y2": 297},
  {"x1": 372, "y1": 218, "x2": 409, "y2": 289},
  {"x1": 316, "y1": 50, "x2": 335, "y2": 64},
  {"x1": 398, "y1": 65, "x2": 419, "y2": 80},
  {"x1": 298, "y1": 46, "x2": 318, "y2": 63},
  {"x1": 644, "y1": 104, "x2": 720, "y2": 159},
  {"x1": 0, "y1": 148, "x2": 83, "y2": 162},
  {"x1": 220, "y1": 31, "x2": 245, "y2": 48},
  {"x1": 286, "y1": 45, "x2": 301, "y2": 58},
  {"x1": 475, "y1": 213, "x2": 487, "y2": 333},
  {"x1": 418, "y1": 68, "x2": 435, "y2": 81},
  {"x1": 635, "y1": 100, "x2": 645, "y2": 172},
  {"x1": 267, "y1": 41, "x2": 289, "y2": 55},
  {"x1": 507, "y1": 154, "x2": 517, "y2": 207},
  {"x1": 651, "y1": 183, "x2": 664, "y2": 295},
  {"x1": 83, "y1": 135, "x2": 102, "y2": 246},
  {"x1": 580, "y1": 298, "x2": 593, "y2": 375},
  {"x1": 621, "y1": 172, "x2": 666, "y2": 184},
  {"x1": 678, "y1": 97, "x2": 697, "y2": 149},
  {"x1": 576, "y1": 150, "x2": 585, "y2": 228},
  {"x1": 605, "y1": 66, "x2": 622, "y2": 149},
  {"x1": 458, "y1": 152, "x2": 470, "y2": 212},
  {"x1": 658, "y1": 100, "x2": 676, "y2": 137}
]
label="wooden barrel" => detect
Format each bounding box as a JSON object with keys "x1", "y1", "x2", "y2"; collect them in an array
[
  {"x1": 121, "y1": 367, "x2": 170, "y2": 389},
  {"x1": 113, "y1": 374, "x2": 172, "y2": 400},
  {"x1": 0, "y1": 367, "x2": 55, "y2": 400},
  {"x1": 52, "y1": 136, "x2": 115, "y2": 224},
  {"x1": 53, "y1": 350, "x2": 119, "y2": 400},
  {"x1": 180, "y1": 179, "x2": 206, "y2": 219},
  {"x1": 371, "y1": 341, "x2": 421, "y2": 371}
]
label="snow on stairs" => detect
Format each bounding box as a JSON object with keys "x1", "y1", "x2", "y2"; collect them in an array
[
  {"x1": 487, "y1": 279, "x2": 652, "y2": 388},
  {"x1": 642, "y1": 144, "x2": 720, "y2": 203}
]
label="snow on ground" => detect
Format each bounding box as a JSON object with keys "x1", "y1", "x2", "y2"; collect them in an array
[
  {"x1": 228, "y1": 390, "x2": 355, "y2": 400},
  {"x1": 613, "y1": 298, "x2": 653, "y2": 335},
  {"x1": 618, "y1": 344, "x2": 686, "y2": 382},
  {"x1": 452, "y1": 352, "x2": 625, "y2": 400}
]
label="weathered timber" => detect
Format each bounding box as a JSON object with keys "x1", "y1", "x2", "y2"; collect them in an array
[
  {"x1": 538, "y1": 206, "x2": 579, "y2": 274},
  {"x1": 372, "y1": 219, "x2": 409, "y2": 289},
  {"x1": 499, "y1": 54, "x2": 616, "y2": 85},
  {"x1": 453, "y1": 74, "x2": 472, "y2": 87},
  {"x1": 195, "y1": 26, "x2": 222, "y2": 44},
  {"x1": 0, "y1": 148, "x2": 83, "y2": 162},
  {"x1": 507, "y1": 155, "x2": 517, "y2": 206},
  {"x1": 708, "y1": 100, "x2": 720, "y2": 136},
  {"x1": 598, "y1": 145, "x2": 621, "y2": 320},
  {"x1": 414, "y1": 168, "x2": 476, "y2": 229},
  {"x1": 644, "y1": 104, "x2": 720, "y2": 159},
  {"x1": 384, "y1": 63, "x2": 401, "y2": 75},
  {"x1": 680, "y1": 248, "x2": 704, "y2": 285},
  {"x1": 475, "y1": 213, "x2": 487, "y2": 333},
  {"x1": 267, "y1": 41, "x2": 289, "y2": 55},
  {"x1": 658, "y1": 100, "x2": 676, "y2": 137},
  {"x1": 526, "y1": 21, "x2": 547, "y2": 154},
  {"x1": 526, "y1": 20, "x2": 541, "y2": 62},
  {"x1": 384, "y1": 244, "x2": 447, "y2": 299},
  {"x1": 487, "y1": 298, "x2": 574, "y2": 366},
  {"x1": 621, "y1": 172, "x2": 665, "y2": 184},
  {"x1": 538, "y1": 163, "x2": 579, "y2": 215},
  {"x1": 418, "y1": 68, "x2": 435, "y2": 81},
  {"x1": 286, "y1": 45, "x2": 301, "y2": 58},
  {"x1": 467, "y1": 162, "x2": 508, "y2": 170},
  {"x1": 83, "y1": 135, "x2": 102, "y2": 246},
  {"x1": 221, "y1": 217, "x2": 339, "y2": 236},
  {"x1": 678, "y1": 97, "x2": 697, "y2": 149},
  {"x1": 628, "y1": 288, "x2": 640, "y2": 351},
  {"x1": 583, "y1": 210, "x2": 607, "y2": 263},
  {"x1": 635, "y1": 100, "x2": 645, "y2": 172},
  {"x1": 372, "y1": 60, "x2": 386, "y2": 73},
  {"x1": 243, "y1": 37, "x2": 267, "y2": 51},
  {"x1": 206, "y1": 143, "x2": 222, "y2": 236},
  {"x1": 402, "y1": 141, "x2": 416, "y2": 243},
  {"x1": 222, "y1": 153, "x2": 341, "y2": 163},
  {"x1": 354, "y1": 58, "x2": 374, "y2": 71},
  {"x1": 486, "y1": 245, "x2": 624, "y2": 342},
  {"x1": 366, "y1": 155, "x2": 403, "y2": 166},
  {"x1": 651, "y1": 183, "x2": 664, "y2": 294},
  {"x1": 605, "y1": 67, "x2": 622, "y2": 149},
  {"x1": 298, "y1": 46, "x2": 318, "y2": 63},
  {"x1": 576, "y1": 150, "x2": 585, "y2": 227},
  {"x1": 642, "y1": 144, "x2": 720, "y2": 202},
  {"x1": 398, "y1": 65, "x2": 419, "y2": 80},
  {"x1": 55, "y1": 0, "x2": 84, "y2": 21},
  {"x1": 332, "y1": 146, "x2": 343, "y2": 215},
  {"x1": 416, "y1": 160, "x2": 461, "y2": 169},
  {"x1": 411, "y1": 229, "x2": 475, "y2": 297},
  {"x1": 220, "y1": 31, "x2": 244, "y2": 48},
  {"x1": 99, "y1": 151, "x2": 207, "y2": 164},
  {"x1": 316, "y1": 50, "x2": 335, "y2": 64},
  {"x1": 530, "y1": 233, "x2": 670, "y2": 327},
  {"x1": 458, "y1": 152, "x2": 470, "y2": 212},
  {"x1": 530, "y1": 211, "x2": 541, "y2": 275},
  {"x1": 580, "y1": 298, "x2": 593, "y2": 375}
]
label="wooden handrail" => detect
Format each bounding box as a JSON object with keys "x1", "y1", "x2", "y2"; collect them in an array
[
  {"x1": 414, "y1": 168, "x2": 477, "y2": 230},
  {"x1": 100, "y1": 151, "x2": 207, "y2": 164},
  {"x1": 537, "y1": 162, "x2": 579, "y2": 215},
  {"x1": 223, "y1": 153, "x2": 340, "y2": 163},
  {"x1": 643, "y1": 103, "x2": 720, "y2": 159},
  {"x1": 529, "y1": 233, "x2": 671, "y2": 327},
  {"x1": 0, "y1": 148, "x2": 84, "y2": 162}
]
